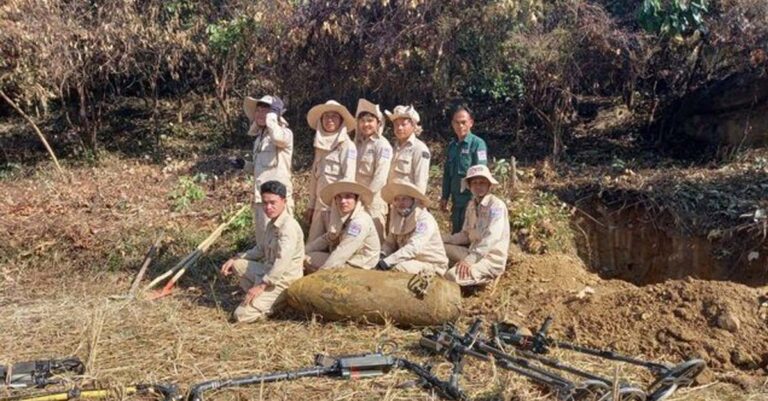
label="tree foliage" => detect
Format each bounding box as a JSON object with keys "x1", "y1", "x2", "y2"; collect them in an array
[{"x1": 0, "y1": 0, "x2": 766, "y2": 159}]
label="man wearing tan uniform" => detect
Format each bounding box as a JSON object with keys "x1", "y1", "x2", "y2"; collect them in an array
[
  {"x1": 443, "y1": 165, "x2": 510, "y2": 286},
  {"x1": 239, "y1": 95, "x2": 294, "y2": 244},
  {"x1": 376, "y1": 181, "x2": 448, "y2": 275},
  {"x1": 304, "y1": 180, "x2": 380, "y2": 272},
  {"x1": 220, "y1": 181, "x2": 304, "y2": 323},
  {"x1": 354, "y1": 99, "x2": 392, "y2": 241},
  {"x1": 385, "y1": 105, "x2": 431, "y2": 194},
  {"x1": 305, "y1": 100, "x2": 358, "y2": 242}
]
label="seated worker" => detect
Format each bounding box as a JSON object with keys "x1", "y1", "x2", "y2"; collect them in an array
[
  {"x1": 442, "y1": 165, "x2": 510, "y2": 286},
  {"x1": 304, "y1": 180, "x2": 381, "y2": 272},
  {"x1": 377, "y1": 181, "x2": 448, "y2": 275},
  {"x1": 220, "y1": 180, "x2": 305, "y2": 323}
]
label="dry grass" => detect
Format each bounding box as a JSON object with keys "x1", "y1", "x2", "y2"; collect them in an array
[
  {"x1": 0, "y1": 288, "x2": 753, "y2": 401},
  {"x1": 1, "y1": 152, "x2": 765, "y2": 401}
]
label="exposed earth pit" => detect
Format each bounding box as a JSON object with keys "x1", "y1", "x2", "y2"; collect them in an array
[{"x1": 572, "y1": 199, "x2": 768, "y2": 286}]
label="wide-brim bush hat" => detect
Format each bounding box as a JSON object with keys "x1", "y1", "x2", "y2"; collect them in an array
[
  {"x1": 381, "y1": 180, "x2": 430, "y2": 207},
  {"x1": 320, "y1": 180, "x2": 374, "y2": 207},
  {"x1": 244, "y1": 95, "x2": 280, "y2": 121},
  {"x1": 307, "y1": 100, "x2": 356, "y2": 132},
  {"x1": 385, "y1": 105, "x2": 420, "y2": 124},
  {"x1": 461, "y1": 164, "x2": 499, "y2": 192}
]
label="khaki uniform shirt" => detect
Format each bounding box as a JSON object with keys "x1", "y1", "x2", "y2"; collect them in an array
[
  {"x1": 443, "y1": 194, "x2": 510, "y2": 270},
  {"x1": 305, "y1": 203, "x2": 381, "y2": 269},
  {"x1": 355, "y1": 133, "x2": 392, "y2": 196},
  {"x1": 244, "y1": 115, "x2": 293, "y2": 203},
  {"x1": 382, "y1": 207, "x2": 448, "y2": 271},
  {"x1": 388, "y1": 135, "x2": 431, "y2": 194},
  {"x1": 308, "y1": 132, "x2": 357, "y2": 210},
  {"x1": 239, "y1": 210, "x2": 305, "y2": 288}
]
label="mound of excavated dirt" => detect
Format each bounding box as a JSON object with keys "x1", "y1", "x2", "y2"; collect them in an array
[{"x1": 464, "y1": 251, "x2": 768, "y2": 383}]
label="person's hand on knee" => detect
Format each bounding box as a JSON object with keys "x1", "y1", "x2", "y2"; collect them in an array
[
  {"x1": 455, "y1": 260, "x2": 471, "y2": 280},
  {"x1": 221, "y1": 258, "x2": 237, "y2": 276},
  {"x1": 243, "y1": 283, "x2": 267, "y2": 305}
]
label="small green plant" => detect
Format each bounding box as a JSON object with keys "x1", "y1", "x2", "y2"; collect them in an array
[
  {"x1": 509, "y1": 191, "x2": 573, "y2": 254},
  {"x1": 169, "y1": 174, "x2": 206, "y2": 211},
  {"x1": 206, "y1": 17, "x2": 258, "y2": 55},
  {"x1": 0, "y1": 163, "x2": 22, "y2": 180},
  {"x1": 639, "y1": 0, "x2": 708, "y2": 38},
  {"x1": 228, "y1": 208, "x2": 254, "y2": 251},
  {"x1": 491, "y1": 158, "x2": 511, "y2": 186}
]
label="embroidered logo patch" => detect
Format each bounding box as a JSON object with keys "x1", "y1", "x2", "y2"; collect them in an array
[
  {"x1": 461, "y1": 148, "x2": 470, "y2": 154},
  {"x1": 422, "y1": 151, "x2": 431, "y2": 159},
  {"x1": 415, "y1": 220, "x2": 428, "y2": 234},
  {"x1": 348, "y1": 147, "x2": 358, "y2": 160},
  {"x1": 381, "y1": 147, "x2": 392, "y2": 159},
  {"x1": 477, "y1": 150, "x2": 487, "y2": 161},
  {"x1": 347, "y1": 221, "x2": 362, "y2": 237}
]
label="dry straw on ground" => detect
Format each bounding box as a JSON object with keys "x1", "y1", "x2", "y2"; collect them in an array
[{"x1": 1, "y1": 156, "x2": 765, "y2": 401}]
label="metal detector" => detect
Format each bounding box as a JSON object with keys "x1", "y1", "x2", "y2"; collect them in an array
[
  {"x1": 494, "y1": 317, "x2": 706, "y2": 401},
  {"x1": 422, "y1": 321, "x2": 646, "y2": 401}
]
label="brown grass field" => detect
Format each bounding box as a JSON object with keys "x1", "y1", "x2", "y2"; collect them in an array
[{"x1": 1, "y1": 152, "x2": 766, "y2": 401}]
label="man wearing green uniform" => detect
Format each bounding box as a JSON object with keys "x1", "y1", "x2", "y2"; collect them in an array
[{"x1": 441, "y1": 104, "x2": 488, "y2": 233}]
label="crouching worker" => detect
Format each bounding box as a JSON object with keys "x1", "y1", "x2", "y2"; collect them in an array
[
  {"x1": 220, "y1": 180, "x2": 305, "y2": 323},
  {"x1": 304, "y1": 180, "x2": 381, "y2": 272},
  {"x1": 443, "y1": 165, "x2": 510, "y2": 286},
  {"x1": 377, "y1": 181, "x2": 448, "y2": 275}
]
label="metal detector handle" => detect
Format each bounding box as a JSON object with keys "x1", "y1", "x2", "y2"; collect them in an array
[
  {"x1": 395, "y1": 358, "x2": 467, "y2": 401},
  {"x1": 532, "y1": 317, "x2": 553, "y2": 354},
  {"x1": 467, "y1": 320, "x2": 482, "y2": 339},
  {"x1": 538, "y1": 317, "x2": 553, "y2": 336}
]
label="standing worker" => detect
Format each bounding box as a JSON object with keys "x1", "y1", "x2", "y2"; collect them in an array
[
  {"x1": 305, "y1": 100, "x2": 358, "y2": 242},
  {"x1": 236, "y1": 95, "x2": 294, "y2": 244},
  {"x1": 440, "y1": 104, "x2": 488, "y2": 233},
  {"x1": 353, "y1": 99, "x2": 392, "y2": 241},
  {"x1": 386, "y1": 105, "x2": 431, "y2": 194}
]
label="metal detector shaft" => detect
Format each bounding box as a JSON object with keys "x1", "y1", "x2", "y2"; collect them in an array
[
  {"x1": 494, "y1": 338, "x2": 612, "y2": 384},
  {"x1": 546, "y1": 340, "x2": 668, "y2": 373},
  {"x1": 423, "y1": 322, "x2": 578, "y2": 397},
  {"x1": 473, "y1": 340, "x2": 576, "y2": 391},
  {"x1": 188, "y1": 365, "x2": 334, "y2": 401}
]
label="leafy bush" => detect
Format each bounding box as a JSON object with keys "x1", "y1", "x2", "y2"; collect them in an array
[
  {"x1": 509, "y1": 191, "x2": 574, "y2": 254},
  {"x1": 1, "y1": 0, "x2": 765, "y2": 163},
  {"x1": 169, "y1": 174, "x2": 206, "y2": 211},
  {"x1": 639, "y1": 0, "x2": 709, "y2": 38}
]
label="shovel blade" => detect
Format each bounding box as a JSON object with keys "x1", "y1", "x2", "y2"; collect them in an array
[{"x1": 146, "y1": 284, "x2": 175, "y2": 300}]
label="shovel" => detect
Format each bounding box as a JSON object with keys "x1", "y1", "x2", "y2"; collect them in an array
[{"x1": 144, "y1": 204, "x2": 249, "y2": 300}]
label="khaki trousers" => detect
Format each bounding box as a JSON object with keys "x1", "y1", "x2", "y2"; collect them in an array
[
  {"x1": 231, "y1": 259, "x2": 287, "y2": 323},
  {"x1": 304, "y1": 251, "x2": 357, "y2": 273},
  {"x1": 443, "y1": 244, "x2": 501, "y2": 286},
  {"x1": 391, "y1": 260, "x2": 446, "y2": 276}
]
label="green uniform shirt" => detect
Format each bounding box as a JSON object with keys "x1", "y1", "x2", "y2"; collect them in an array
[{"x1": 442, "y1": 132, "x2": 488, "y2": 204}]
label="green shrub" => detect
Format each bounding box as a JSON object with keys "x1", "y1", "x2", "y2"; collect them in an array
[
  {"x1": 509, "y1": 191, "x2": 574, "y2": 254},
  {"x1": 169, "y1": 174, "x2": 206, "y2": 211},
  {"x1": 639, "y1": 0, "x2": 709, "y2": 38}
]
